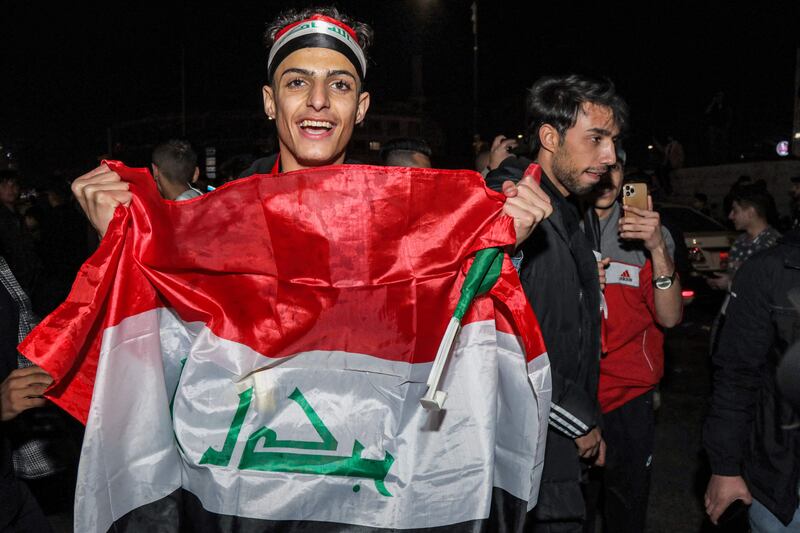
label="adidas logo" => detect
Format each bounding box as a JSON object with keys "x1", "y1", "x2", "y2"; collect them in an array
[{"x1": 619, "y1": 270, "x2": 633, "y2": 283}]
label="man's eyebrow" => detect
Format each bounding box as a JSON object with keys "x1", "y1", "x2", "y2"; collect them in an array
[
  {"x1": 280, "y1": 67, "x2": 314, "y2": 79},
  {"x1": 279, "y1": 68, "x2": 357, "y2": 80},
  {"x1": 326, "y1": 69, "x2": 357, "y2": 80},
  {"x1": 586, "y1": 127, "x2": 614, "y2": 136}
]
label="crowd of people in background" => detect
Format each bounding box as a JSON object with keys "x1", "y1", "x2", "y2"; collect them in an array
[{"x1": 1, "y1": 4, "x2": 799, "y2": 533}]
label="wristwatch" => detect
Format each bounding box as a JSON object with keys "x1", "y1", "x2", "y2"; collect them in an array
[{"x1": 653, "y1": 271, "x2": 677, "y2": 290}]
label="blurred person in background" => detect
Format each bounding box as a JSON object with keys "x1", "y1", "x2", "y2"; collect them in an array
[
  {"x1": 33, "y1": 180, "x2": 91, "y2": 315},
  {"x1": 0, "y1": 171, "x2": 42, "y2": 296},
  {"x1": 380, "y1": 137, "x2": 432, "y2": 168},
  {"x1": 707, "y1": 182, "x2": 781, "y2": 359},
  {"x1": 707, "y1": 183, "x2": 780, "y2": 292},
  {"x1": 1, "y1": 253, "x2": 62, "y2": 533},
  {"x1": 151, "y1": 140, "x2": 202, "y2": 201},
  {"x1": 691, "y1": 192, "x2": 711, "y2": 217},
  {"x1": 789, "y1": 175, "x2": 800, "y2": 230}
]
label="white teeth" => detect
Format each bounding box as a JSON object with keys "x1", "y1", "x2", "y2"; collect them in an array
[{"x1": 300, "y1": 120, "x2": 333, "y2": 128}]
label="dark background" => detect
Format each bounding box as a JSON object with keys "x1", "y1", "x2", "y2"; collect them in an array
[
  {"x1": 3, "y1": 6, "x2": 796, "y2": 530},
  {"x1": 2, "y1": 1, "x2": 799, "y2": 175}
]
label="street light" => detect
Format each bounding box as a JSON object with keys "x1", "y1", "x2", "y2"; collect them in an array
[{"x1": 471, "y1": 1, "x2": 479, "y2": 139}]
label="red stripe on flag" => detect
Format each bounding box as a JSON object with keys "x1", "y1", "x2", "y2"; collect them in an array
[{"x1": 21, "y1": 162, "x2": 546, "y2": 423}]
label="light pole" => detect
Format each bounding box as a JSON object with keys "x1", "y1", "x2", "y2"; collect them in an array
[
  {"x1": 471, "y1": 1, "x2": 479, "y2": 139},
  {"x1": 181, "y1": 40, "x2": 187, "y2": 137}
]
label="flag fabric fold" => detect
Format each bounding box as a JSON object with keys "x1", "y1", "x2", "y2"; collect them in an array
[{"x1": 20, "y1": 162, "x2": 551, "y2": 532}]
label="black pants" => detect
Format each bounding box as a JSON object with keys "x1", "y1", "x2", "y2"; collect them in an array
[
  {"x1": 531, "y1": 520, "x2": 584, "y2": 533},
  {"x1": 528, "y1": 429, "x2": 590, "y2": 533},
  {"x1": 584, "y1": 390, "x2": 655, "y2": 533},
  {"x1": 0, "y1": 479, "x2": 53, "y2": 533}
]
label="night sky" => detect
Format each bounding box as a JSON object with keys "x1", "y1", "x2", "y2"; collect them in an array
[{"x1": 2, "y1": 1, "x2": 799, "y2": 175}]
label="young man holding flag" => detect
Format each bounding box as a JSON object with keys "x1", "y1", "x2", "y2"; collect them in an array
[{"x1": 33, "y1": 6, "x2": 555, "y2": 532}]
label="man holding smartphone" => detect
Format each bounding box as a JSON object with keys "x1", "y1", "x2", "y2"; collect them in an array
[{"x1": 584, "y1": 151, "x2": 682, "y2": 533}]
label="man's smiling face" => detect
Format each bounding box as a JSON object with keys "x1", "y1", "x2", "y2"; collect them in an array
[{"x1": 263, "y1": 47, "x2": 370, "y2": 172}]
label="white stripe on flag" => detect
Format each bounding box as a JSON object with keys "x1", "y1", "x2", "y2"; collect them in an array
[
  {"x1": 76, "y1": 309, "x2": 549, "y2": 531},
  {"x1": 75, "y1": 309, "x2": 186, "y2": 532}
]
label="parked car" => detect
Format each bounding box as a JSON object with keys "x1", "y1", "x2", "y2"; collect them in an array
[
  {"x1": 658, "y1": 204, "x2": 737, "y2": 275},
  {"x1": 656, "y1": 204, "x2": 738, "y2": 305}
]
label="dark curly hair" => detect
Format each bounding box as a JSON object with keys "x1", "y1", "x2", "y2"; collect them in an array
[
  {"x1": 730, "y1": 181, "x2": 779, "y2": 226},
  {"x1": 525, "y1": 74, "x2": 629, "y2": 153}
]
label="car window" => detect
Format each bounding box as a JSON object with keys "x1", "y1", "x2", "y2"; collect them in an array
[{"x1": 659, "y1": 207, "x2": 726, "y2": 232}]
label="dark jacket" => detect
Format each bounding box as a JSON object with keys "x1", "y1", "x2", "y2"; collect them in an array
[
  {"x1": 703, "y1": 229, "x2": 800, "y2": 525},
  {"x1": 0, "y1": 206, "x2": 42, "y2": 295},
  {"x1": 239, "y1": 154, "x2": 362, "y2": 178},
  {"x1": 486, "y1": 157, "x2": 602, "y2": 521},
  {"x1": 0, "y1": 273, "x2": 23, "y2": 529},
  {"x1": 239, "y1": 153, "x2": 279, "y2": 177}
]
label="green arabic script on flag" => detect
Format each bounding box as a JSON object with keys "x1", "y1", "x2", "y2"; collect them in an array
[{"x1": 201, "y1": 386, "x2": 395, "y2": 497}]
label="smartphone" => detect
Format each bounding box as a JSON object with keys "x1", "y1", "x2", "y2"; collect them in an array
[{"x1": 621, "y1": 182, "x2": 648, "y2": 212}]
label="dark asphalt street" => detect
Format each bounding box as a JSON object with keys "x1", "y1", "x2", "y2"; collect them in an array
[{"x1": 648, "y1": 286, "x2": 734, "y2": 533}]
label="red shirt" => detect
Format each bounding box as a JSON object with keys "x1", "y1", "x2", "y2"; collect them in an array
[{"x1": 598, "y1": 258, "x2": 664, "y2": 413}]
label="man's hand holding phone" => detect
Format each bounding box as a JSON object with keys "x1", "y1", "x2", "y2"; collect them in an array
[
  {"x1": 619, "y1": 183, "x2": 682, "y2": 326},
  {"x1": 619, "y1": 195, "x2": 666, "y2": 253}
]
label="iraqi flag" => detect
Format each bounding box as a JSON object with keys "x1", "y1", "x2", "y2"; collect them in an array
[{"x1": 20, "y1": 161, "x2": 551, "y2": 532}]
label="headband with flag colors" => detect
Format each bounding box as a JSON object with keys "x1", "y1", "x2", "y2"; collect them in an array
[{"x1": 268, "y1": 14, "x2": 367, "y2": 81}]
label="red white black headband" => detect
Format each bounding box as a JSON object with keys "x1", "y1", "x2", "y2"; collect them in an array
[{"x1": 268, "y1": 14, "x2": 367, "y2": 81}]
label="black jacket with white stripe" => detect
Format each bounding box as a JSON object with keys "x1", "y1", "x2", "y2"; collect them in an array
[{"x1": 486, "y1": 158, "x2": 602, "y2": 522}]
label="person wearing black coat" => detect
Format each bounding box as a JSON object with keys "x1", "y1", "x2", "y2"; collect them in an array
[
  {"x1": 485, "y1": 74, "x2": 628, "y2": 532},
  {"x1": 703, "y1": 228, "x2": 800, "y2": 529},
  {"x1": 0, "y1": 255, "x2": 53, "y2": 532}
]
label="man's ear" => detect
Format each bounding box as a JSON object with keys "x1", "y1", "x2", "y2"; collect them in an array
[
  {"x1": 191, "y1": 167, "x2": 199, "y2": 184},
  {"x1": 151, "y1": 164, "x2": 160, "y2": 181},
  {"x1": 355, "y1": 91, "x2": 370, "y2": 125},
  {"x1": 538, "y1": 124, "x2": 559, "y2": 154},
  {"x1": 262, "y1": 85, "x2": 276, "y2": 120}
]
